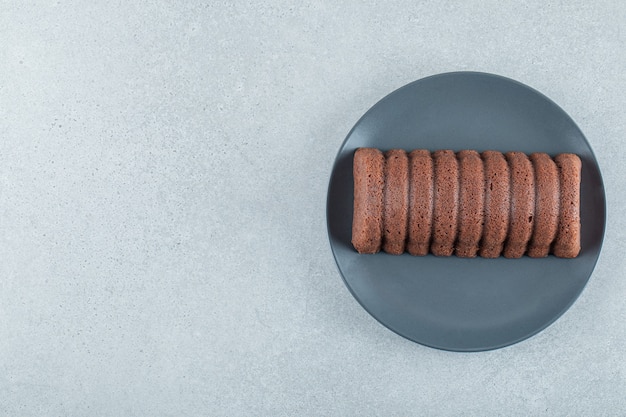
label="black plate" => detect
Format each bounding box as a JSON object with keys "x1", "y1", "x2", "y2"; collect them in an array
[{"x1": 326, "y1": 72, "x2": 606, "y2": 352}]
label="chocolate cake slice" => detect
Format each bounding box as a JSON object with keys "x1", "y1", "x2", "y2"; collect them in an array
[
  {"x1": 503, "y1": 152, "x2": 535, "y2": 259},
  {"x1": 383, "y1": 149, "x2": 409, "y2": 255},
  {"x1": 528, "y1": 153, "x2": 560, "y2": 258},
  {"x1": 479, "y1": 151, "x2": 510, "y2": 258},
  {"x1": 407, "y1": 150, "x2": 434, "y2": 256},
  {"x1": 352, "y1": 148, "x2": 385, "y2": 254},
  {"x1": 553, "y1": 153, "x2": 581, "y2": 258},
  {"x1": 456, "y1": 150, "x2": 484, "y2": 258},
  {"x1": 431, "y1": 150, "x2": 459, "y2": 257}
]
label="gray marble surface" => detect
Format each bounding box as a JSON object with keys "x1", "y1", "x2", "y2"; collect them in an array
[{"x1": 1, "y1": 1, "x2": 624, "y2": 415}]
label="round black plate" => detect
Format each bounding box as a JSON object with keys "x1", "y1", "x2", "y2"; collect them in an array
[{"x1": 326, "y1": 72, "x2": 605, "y2": 352}]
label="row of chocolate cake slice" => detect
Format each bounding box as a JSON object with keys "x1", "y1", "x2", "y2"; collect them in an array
[{"x1": 351, "y1": 148, "x2": 581, "y2": 258}]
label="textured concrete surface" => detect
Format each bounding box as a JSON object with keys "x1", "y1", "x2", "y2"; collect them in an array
[{"x1": 1, "y1": 1, "x2": 625, "y2": 415}]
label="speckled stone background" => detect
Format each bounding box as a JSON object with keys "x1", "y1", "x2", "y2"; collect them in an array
[{"x1": 1, "y1": 1, "x2": 624, "y2": 415}]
